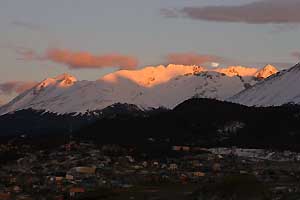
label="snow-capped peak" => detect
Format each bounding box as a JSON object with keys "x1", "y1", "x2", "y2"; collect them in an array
[
  {"x1": 229, "y1": 63, "x2": 300, "y2": 106},
  {"x1": 101, "y1": 64, "x2": 205, "y2": 87},
  {"x1": 213, "y1": 65, "x2": 278, "y2": 79},
  {"x1": 213, "y1": 66, "x2": 258, "y2": 77},
  {"x1": 54, "y1": 73, "x2": 77, "y2": 82},
  {"x1": 35, "y1": 73, "x2": 77, "y2": 91},
  {"x1": 56, "y1": 73, "x2": 77, "y2": 87},
  {"x1": 255, "y1": 64, "x2": 279, "y2": 79}
]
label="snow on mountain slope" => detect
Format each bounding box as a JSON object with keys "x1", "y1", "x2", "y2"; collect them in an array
[
  {"x1": 214, "y1": 66, "x2": 258, "y2": 77},
  {"x1": 141, "y1": 71, "x2": 248, "y2": 108},
  {"x1": 0, "y1": 74, "x2": 78, "y2": 114},
  {"x1": 213, "y1": 65, "x2": 278, "y2": 79},
  {"x1": 229, "y1": 63, "x2": 300, "y2": 106},
  {"x1": 254, "y1": 64, "x2": 278, "y2": 79},
  {"x1": 101, "y1": 64, "x2": 204, "y2": 87},
  {"x1": 0, "y1": 64, "x2": 277, "y2": 115}
]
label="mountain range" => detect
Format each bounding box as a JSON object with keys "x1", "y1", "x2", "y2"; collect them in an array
[
  {"x1": 230, "y1": 63, "x2": 300, "y2": 106},
  {"x1": 0, "y1": 64, "x2": 279, "y2": 115},
  {"x1": 2, "y1": 62, "x2": 300, "y2": 150}
]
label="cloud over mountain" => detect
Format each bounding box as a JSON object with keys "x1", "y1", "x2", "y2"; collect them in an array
[
  {"x1": 0, "y1": 81, "x2": 38, "y2": 95},
  {"x1": 166, "y1": 53, "x2": 221, "y2": 65},
  {"x1": 17, "y1": 48, "x2": 138, "y2": 70},
  {"x1": 163, "y1": 0, "x2": 300, "y2": 24}
]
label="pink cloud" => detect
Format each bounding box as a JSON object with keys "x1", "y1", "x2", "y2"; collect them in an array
[
  {"x1": 166, "y1": 53, "x2": 220, "y2": 65},
  {"x1": 0, "y1": 81, "x2": 38, "y2": 95},
  {"x1": 17, "y1": 48, "x2": 139, "y2": 70}
]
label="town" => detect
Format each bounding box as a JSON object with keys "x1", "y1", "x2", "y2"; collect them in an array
[{"x1": 1, "y1": 140, "x2": 300, "y2": 200}]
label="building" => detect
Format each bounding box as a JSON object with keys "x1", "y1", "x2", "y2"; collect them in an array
[
  {"x1": 169, "y1": 164, "x2": 178, "y2": 171},
  {"x1": 69, "y1": 187, "x2": 85, "y2": 198}
]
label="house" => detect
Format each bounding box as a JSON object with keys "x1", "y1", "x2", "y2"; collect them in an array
[
  {"x1": 212, "y1": 163, "x2": 221, "y2": 173},
  {"x1": 191, "y1": 147, "x2": 209, "y2": 152},
  {"x1": 56, "y1": 177, "x2": 64, "y2": 182},
  {"x1": 172, "y1": 146, "x2": 190, "y2": 152},
  {"x1": 133, "y1": 165, "x2": 143, "y2": 170},
  {"x1": 13, "y1": 186, "x2": 21, "y2": 193},
  {"x1": 161, "y1": 164, "x2": 167, "y2": 169},
  {"x1": 75, "y1": 167, "x2": 96, "y2": 174},
  {"x1": 153, "y1": 161, "x2": 159, "y2": 167},
  {"x1": 142, "y1": 161, "x2": 148, "y2": 168},
  {"x1": 193, "y1": 172, "x2": 205, "y2": 177},
  {"x1": 126, "y1": 156, "x2": 135, "y2": 163},
  {"x1": 169, "y1": 163, "x2": 178, "y2": 171},
  {"x1": 67, "y1": 167, "x2": 96, "y2": 179},
  {"x1": 180, "y1": 174, "x2": 188, "y2": 184},
  {"x1": 191, "y1": 160, "x2": 202, "y2": 168},
  {"x1": 55, "y1": 195, "x2": 64, "y2": 200},
  {"x1": 66, "y1": 174, "x2": 74, "y2": 180},
  {"x1": 15, "y1": 194, "x2": 33, "y2": 200},
  {"x1": 69, "y1": 187, "x2": 85, "y2": 198}
]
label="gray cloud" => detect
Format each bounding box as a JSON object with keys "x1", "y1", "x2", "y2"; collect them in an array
[
  {"x1": 164, "y1": 0, "x2": 300, "y2": 24},
  {"x1": 160, "y1": 8, "x2": 179, "y2": 18},
  {"x1": 11, "y1": 20, "x2": 41, "y2": 31}
]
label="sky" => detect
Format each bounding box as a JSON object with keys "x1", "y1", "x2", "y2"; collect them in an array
[{"x1": 0, "y1": 0, "x2": 300, "y2": 102}]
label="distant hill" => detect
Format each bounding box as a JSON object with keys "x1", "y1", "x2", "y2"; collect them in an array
[
  {"x1": 75, "y1": 98, "x2": 300, "y2": 151},
  {"x1": 1, "y1": 98, "x2": 300, "y2": 151}
]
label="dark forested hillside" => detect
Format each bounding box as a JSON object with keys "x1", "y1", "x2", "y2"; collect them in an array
[
  {"x1": 76, "y1": 99, "x2": 300, "y2": 150},
  {"x1": 0, "y1": 104, "x2": 165, "y2": 139},
  {"x1": 1, "y1": 99, "x2": 300, "y2": 151}
]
